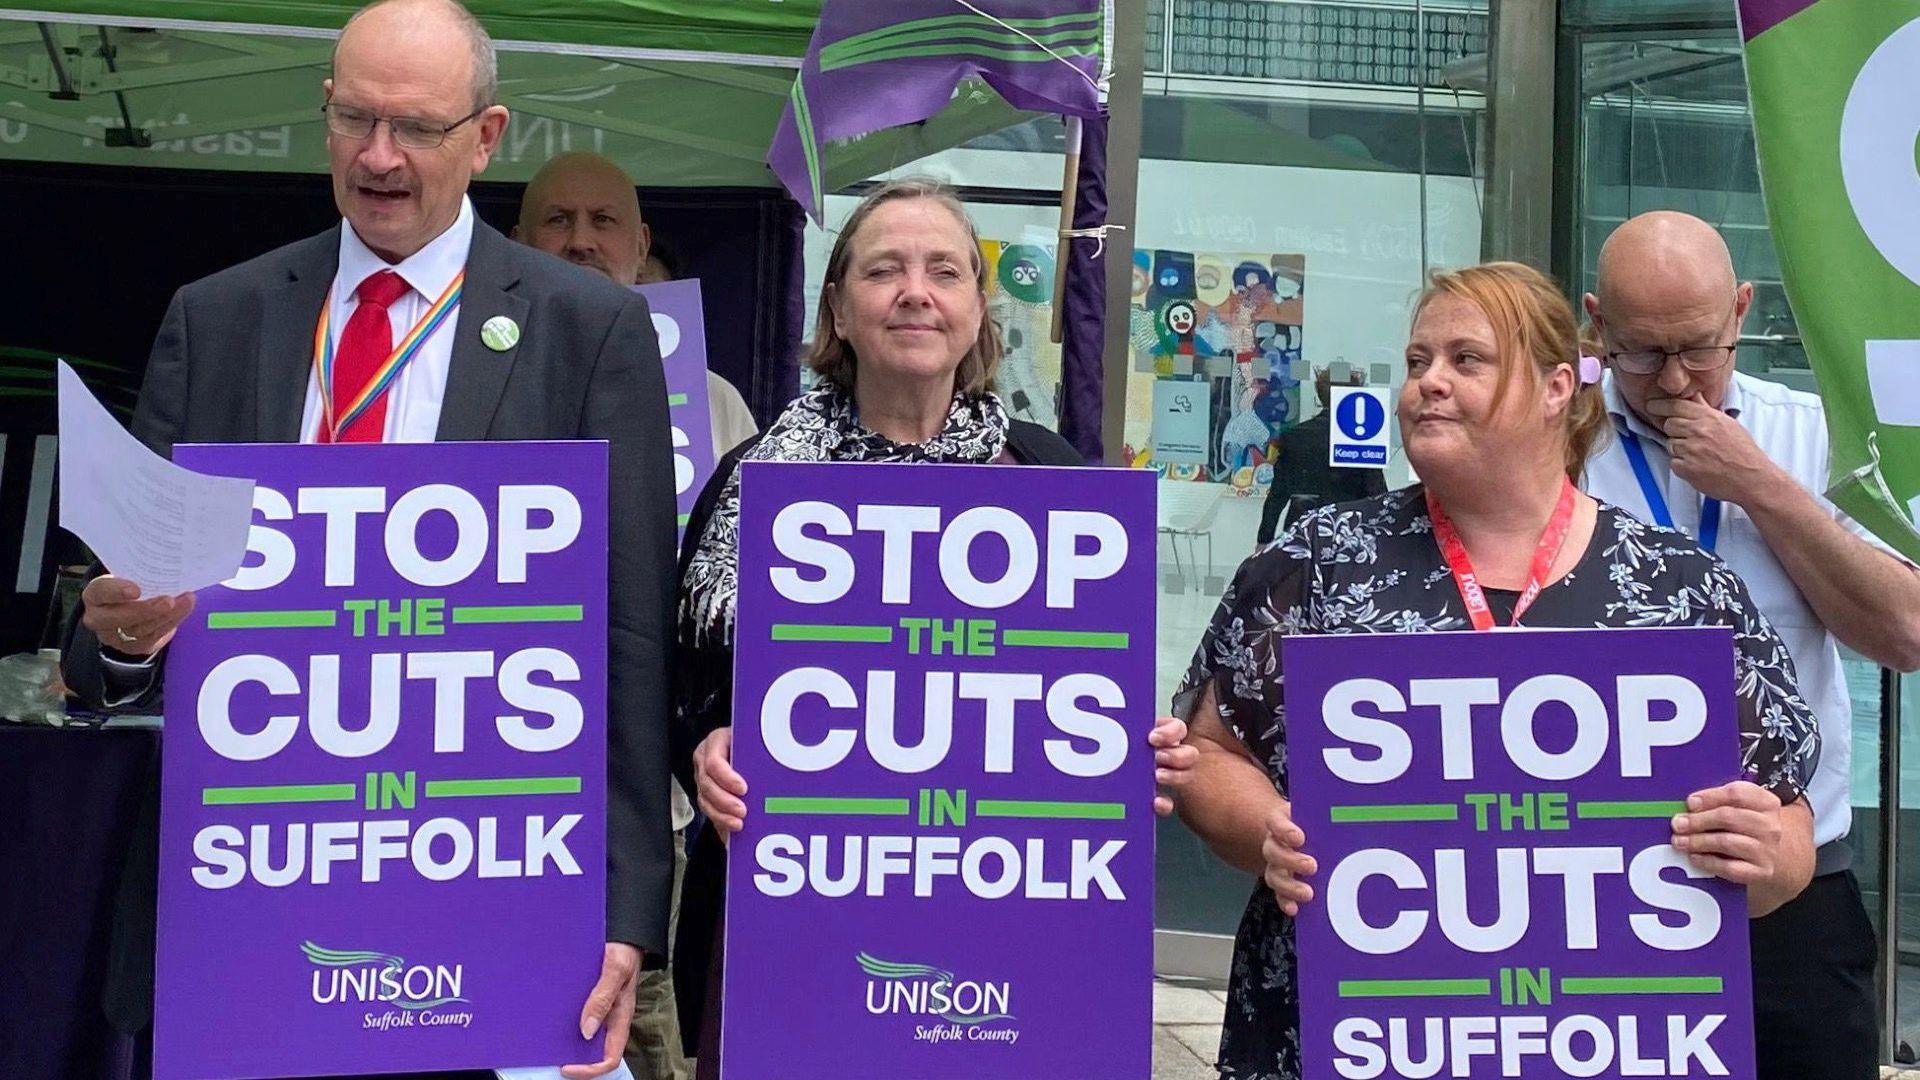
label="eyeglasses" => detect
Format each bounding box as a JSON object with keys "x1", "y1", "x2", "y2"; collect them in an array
[
  {"x1": 1606, "y1": 344, "x2": 1738, "y2": 376},
  {"x1": 321, "y1": 102, "x2": 485, "y2": 149}
]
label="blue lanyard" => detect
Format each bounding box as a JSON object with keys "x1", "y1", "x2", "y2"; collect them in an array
[{"x1": 1619, "y1": 429, "x2": 1720, "y2": 551}]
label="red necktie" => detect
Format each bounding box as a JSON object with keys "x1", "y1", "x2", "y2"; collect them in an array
[{"x1": 325, "y1": 269, "x2": 412, "y2": 443}]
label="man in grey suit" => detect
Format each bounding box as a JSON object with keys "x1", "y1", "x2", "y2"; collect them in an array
[{"x1": 62, "y1": 1, "x2": 675, "y2": 1076}]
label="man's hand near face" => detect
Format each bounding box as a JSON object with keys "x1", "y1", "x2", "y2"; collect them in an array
[{"x1": 1639, "y1": 395, "x2": 1787, "y2": 507}]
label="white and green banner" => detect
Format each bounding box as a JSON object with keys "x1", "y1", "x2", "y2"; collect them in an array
[{"x1": 1740, "y1": 0, "x2": 1920, "y2": 562}]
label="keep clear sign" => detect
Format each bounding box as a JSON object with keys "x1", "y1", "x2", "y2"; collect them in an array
[
  {"x1": 154, "y1": 441, "x2": 608, "y2": 1079},
  {"x1": 1284, "y1": 626, "x2": 1757, "y2": 1080},
  {"x1": 722, "y1": 461, "x2": 1158, "y2": 1080},
  {"x1": 1329, "y1": 385, "x2": 1391, "y2": 470}
]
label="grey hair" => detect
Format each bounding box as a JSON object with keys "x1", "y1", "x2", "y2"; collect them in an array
[
  {"x1": 336, "y1": 0, "x2": 498, "y2": 111},
  {"x1": 803, "y1": 176, "x2": 1002, "y2": 397}
]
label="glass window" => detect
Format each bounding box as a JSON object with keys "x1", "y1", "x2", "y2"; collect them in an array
[
  {"x1": 802, "y1": 0, "x2": 1491, "y2": 960},
  {"x1": 1132, "y1": 0, "x2": 1487, "y2": 942},
  {"x1": 1574, "y1": 29, "x2": 1813, "y2": 387}
]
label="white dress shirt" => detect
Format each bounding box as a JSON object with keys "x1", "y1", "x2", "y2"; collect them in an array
[
  {"x1": 1585, "y1": 370, "x2": 1902, "y2": 849},
  {"x1": 705, "y1": 369, "x2": 758, "y2": 459},
  {"x1": 299, "y1": 197, "x2": 476, "y2": 443},
  {"x1": 101, "y1": 202, "x2": 476, "y2": 695}
]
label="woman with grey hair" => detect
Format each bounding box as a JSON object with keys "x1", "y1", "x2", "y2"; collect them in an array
[{"x1": 666, "y1": 177, "x2": 1197, "y2": 1075}]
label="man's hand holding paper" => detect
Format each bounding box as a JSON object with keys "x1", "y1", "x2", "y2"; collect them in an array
[{"x1": 78, "y1": 576, "x2": 196, "y2": 658}]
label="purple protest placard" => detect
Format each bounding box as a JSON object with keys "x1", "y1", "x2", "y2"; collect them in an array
[
  {"x1": 635, "y1": 279, "x2": 716, "y2": 539},
  {"x1": 155, "y1": 441, "x2": 608, "y2": 1079},
  {"x1": 722, "y1": 460, "x2": 1157, "y2": 1079},
  {"x1": 1284, "y1": 627, "x2": 1757, "y2": 1080}
]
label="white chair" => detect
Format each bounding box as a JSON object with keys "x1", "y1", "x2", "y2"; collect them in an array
[{"x1": 1157, "y1": 480, "x2": 1225, "y2": 593}]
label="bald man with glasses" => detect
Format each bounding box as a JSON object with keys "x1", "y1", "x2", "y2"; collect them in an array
[
  {"x1": 1583, "y1": 210, "x2": 1920, "y2": 1080},
  {"x1": 63, "y1": 2, "x2": 677, "y2": 1076}
]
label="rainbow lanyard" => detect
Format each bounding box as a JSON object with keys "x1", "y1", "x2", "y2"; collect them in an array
[{"x1": 311, "y1": 271, "x2": 464, "y2": 441}]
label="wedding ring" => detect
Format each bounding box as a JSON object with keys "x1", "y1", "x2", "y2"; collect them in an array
[{"x1": 115, "y1": 626, "x2": 137, "y2": 644}]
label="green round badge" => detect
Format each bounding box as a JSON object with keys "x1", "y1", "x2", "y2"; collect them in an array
[{"x1": 480, "y1": 315, "x2": 520, "y2": 352}]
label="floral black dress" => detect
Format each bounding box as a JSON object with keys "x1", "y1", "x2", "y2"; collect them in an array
[{"x1": 1174, "y1": 486, "x2": 1820, "y2": 1080}]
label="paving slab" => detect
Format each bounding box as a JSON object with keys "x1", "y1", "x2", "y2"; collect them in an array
[
  {"x1": 1153, "y1": 1024, "x2": 1219, "y2": 1080},
  {"x1": 1155, "y1": 981, "x2": 1228, "y2": 1025}
]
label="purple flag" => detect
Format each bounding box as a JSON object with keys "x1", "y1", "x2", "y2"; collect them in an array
[
  {"x1": 154, "y1": 441, "x2": 608, "y2": 1079},
  {"x1": 722, "y1": 460, "x2": 1156, "y2": 1078},
  {"x1": 1737, "y1": 0, "x2": 1819, "y2": 40},
  {"x1": 634, "y1": 279, "x2": 718, "y2": 540},
  {"x1": 769, "y1": 1, "x2": 1107, "y2": 222},
  {"x1": 1283, "y1": 627, "x2": 1757, "y2": 1080}
]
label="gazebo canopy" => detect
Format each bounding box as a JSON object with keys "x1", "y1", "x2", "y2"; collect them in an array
[{"x1": 0, "y1": 1, "x2": 1038, "y2": 186}]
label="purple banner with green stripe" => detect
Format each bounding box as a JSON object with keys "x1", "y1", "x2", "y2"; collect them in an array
[
  {"x1": 768, "y1": 1, "x2": 1107, "y2": 222},
  {"x1": 1284, "y1": 627, "x2": 1756, "y2": 1079},
  {"x1": 634, "y1": 279, "x2": 716, "y2": 541},
  {"x1": 722, "y1": 460, "x2": 1155, "y2": 1078},
  {"x1": 154, "y1": 440, "x2": 607, "y2": 1078}
]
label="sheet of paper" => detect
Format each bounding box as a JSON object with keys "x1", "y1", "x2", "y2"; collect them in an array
[
  {"x1": 496, "y1": 1065, "x2": 634, "y2": 1080},
  {"x1": 56, "y1": 361, "x2": 255, "y2": 596}
]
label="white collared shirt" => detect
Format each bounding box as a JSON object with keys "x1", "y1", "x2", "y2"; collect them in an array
[
  {"x1": 299, "y1": 197, "x2": 476, "y2": 443},
  {"x1": 1585, "y1": 369, "x2": 1902, "y2": 847},
  {"x1": 98, "y1": 201, "x2": 479, "y2": 698}
]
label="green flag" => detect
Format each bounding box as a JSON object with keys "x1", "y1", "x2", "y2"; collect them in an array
[{"x1": 1740, "y1": 0, "x2": 1920, "y2": 562}]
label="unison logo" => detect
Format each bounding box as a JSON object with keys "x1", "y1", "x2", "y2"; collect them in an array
[
  {"x1": 303, "y1": 941, "x2": 469, "y2": 1009},
  {"x1": 858, "y1": 952, "x2": 1013, "y2": 1024}
]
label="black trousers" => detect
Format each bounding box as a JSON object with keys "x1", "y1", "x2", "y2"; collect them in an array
[{"x1": 1751, "y1": 869, "x2": 1878, "y2": 1080}]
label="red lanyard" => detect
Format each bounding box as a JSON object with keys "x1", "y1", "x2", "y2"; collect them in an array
[{"x1": 1426, "y1": 478, "x2": 1579, "y2": 631}]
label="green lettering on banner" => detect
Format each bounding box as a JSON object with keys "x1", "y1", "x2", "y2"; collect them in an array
[
  {"x1": 966, "y1": 620, "x2": 996, "y2": 655},
  {"x1": 340, "y1": 598, "x2": 456, "y2": 635},
  {"x1": 1465, "y1": 792, "x2": 1495, "y2": 830},
  {"x1": 1539, "y1": 791, "x2": 1570, "y2": 830},
  {"x1": 364, "y1": 771, "x2": 418, "y2": 810},
  {"x1": 415, "y1": 598, "x2": 446, "y2": 635},
  {"x1": 1499, "y1": 966, "x2": 1552, "y2": 1006},
  {"x1": 377, "y1": 599, "x2": 412, "y2": 637},
  {"x1": 917, "y1": 788, "x2": 969, "y2": 826},
  {"x1": 929, "y1": 618, "x2": 966, "y2": 655},
  {"x1": 898, "y1": 617, "x2": 929, "y2": 652},
  {"x1": 1462, "y1": 792, "x2": 1574, "y2": 830},
  {"x1": 1498, "y1": 792, "x2": 1537, "y2": 831}
]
